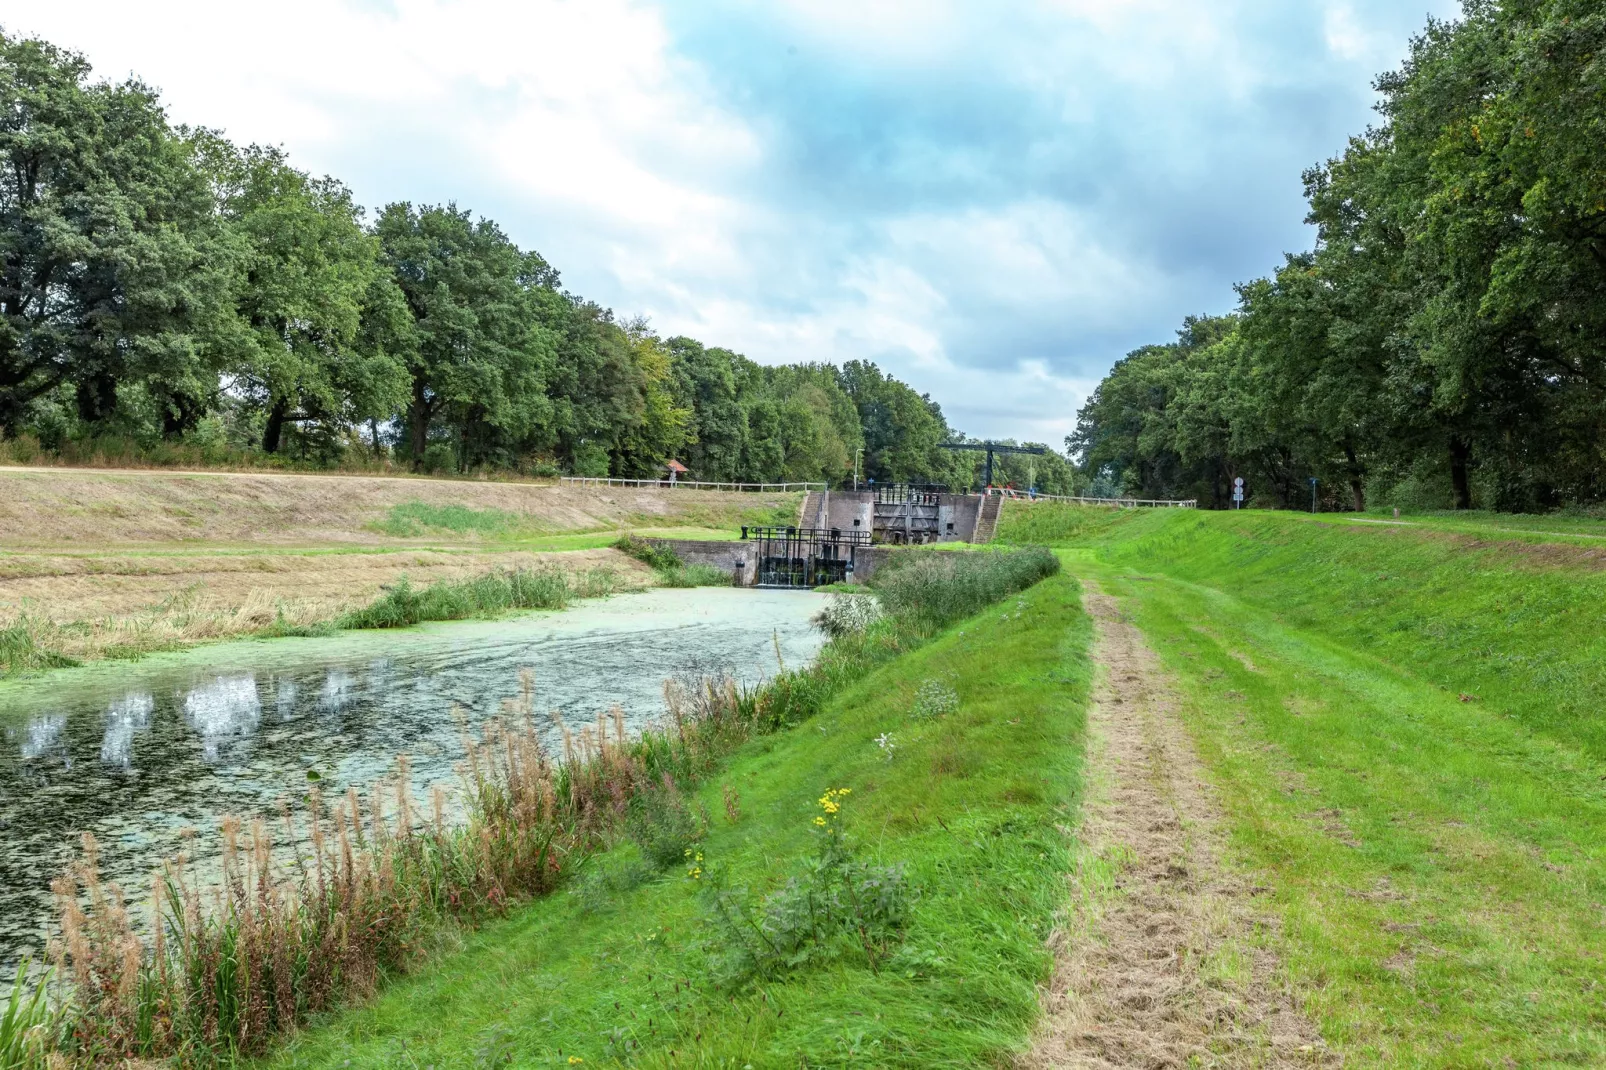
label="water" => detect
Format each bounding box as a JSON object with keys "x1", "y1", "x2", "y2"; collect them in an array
[{"x1": 0, "y1": 587, "x2": 828, "y2": 968}]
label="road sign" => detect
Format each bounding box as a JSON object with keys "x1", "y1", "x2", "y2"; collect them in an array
[{"x1": 1234, "y1": 477, "x2": 1244, "y2": 488}]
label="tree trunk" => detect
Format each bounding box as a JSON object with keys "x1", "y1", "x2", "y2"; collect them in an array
[
  {"x1": 261, "y1": 396, "x2": 290, "y2": 453},
  {"x1": 75, "y1": 374, "x2": 118, "y2": 423},
  {"x1": 1449, "y1": 436, "x2": 1473, "y2": 510},
  {"x1": 1343, "y1": 441, "x2": 1365, "y2": 512},
  {"x1": 408, "y1": 379, "x2": 432, "y2": 470},
  {"x1": 369, "y1": 418, "x2": 382, "y2": 458}
]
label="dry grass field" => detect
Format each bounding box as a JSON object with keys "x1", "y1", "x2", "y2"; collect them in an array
[{"x1": 0, "y1": 467, "x2": 800, "y2": 667}]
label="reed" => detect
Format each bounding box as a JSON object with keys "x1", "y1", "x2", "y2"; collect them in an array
[
  {"x1": 31, "y1": 667, "x2": 782, "y2": 1064},
  {"x1": 336, "y1": 567, "x2": 615, "y2": 630},
  {"x1": 28, "y1": 545, "x2": 1058, "y2": 1065}
]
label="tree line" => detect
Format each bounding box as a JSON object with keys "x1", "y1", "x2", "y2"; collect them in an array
[
  {"x1": 1072, "y1": 0, "x2": 1606, "y2": 512},
  {"x1": 0, "y1": 33, "x2": 1081, "y2": 492}
]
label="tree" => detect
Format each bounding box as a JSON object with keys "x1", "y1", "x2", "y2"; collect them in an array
[
  {"x1": 204, "y1": 141, "x2": 409, "y2": 454},
  {"x1": 374, "y1": 203, "x2": 554, "y2": 470},
  {"x1": 0, "y1": 34, "x2": 233, "y2": 436}
]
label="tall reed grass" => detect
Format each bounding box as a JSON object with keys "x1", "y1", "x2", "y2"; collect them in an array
[
  {"x1": 336, "y1": 567, "x2": 615, "y2": 629},
  {"x1": 22, "y1": 544, "x2": 1057, "y2": 1066},
  {"x1": 870, "y1": 545, "x2": 1060, "y2": 636}
]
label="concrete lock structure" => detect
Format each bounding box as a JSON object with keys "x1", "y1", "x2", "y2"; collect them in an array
[{"x1": 643, "y1": 482, "x2": 1002, "y2": 590}]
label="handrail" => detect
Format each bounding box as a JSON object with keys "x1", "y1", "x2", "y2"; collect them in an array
[
  {"x1": 560, "y1": 477, "x2": 824, "y2": 492},
  {"x1": 987, "y1": 487, "x2": 1197, "y2": 509}
]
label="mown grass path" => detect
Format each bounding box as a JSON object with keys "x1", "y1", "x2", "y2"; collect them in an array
[
  {"x1": 1027, "y1": 584, "x2": 1329, "y2": 1069},
  {"x1": 1071, "y1": 554, "x2": 1606, "y2": 1068}
]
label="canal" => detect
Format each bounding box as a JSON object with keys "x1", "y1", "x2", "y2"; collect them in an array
[{"x1": 0, "y1": 586, "x2": 829, "y2": 968}]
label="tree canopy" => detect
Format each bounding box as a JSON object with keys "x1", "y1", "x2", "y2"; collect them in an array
[
  {"x1": 0, "y1": 31, "x2": 1079, "y2": 490},
  {"x1": 1072, "y1": 0, "x2": 1606, "y2": 511}
]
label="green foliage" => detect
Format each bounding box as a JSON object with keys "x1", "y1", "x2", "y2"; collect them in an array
[
  {"x1": 1073, "y1": 2, "x2": 1606, "y2": 513},
  {"x1": 613, "y1": 535, "x2": 731, "y2": 587},
  {"x1": 812, "y1": 592, "x2": 884, "y2": 638},
  {"x1": 0, "y1": 958, "x2": 52, "y2": 1069},
  {"x1": 376, "y1": 501, "x2": 522, "y2": 538},
  {"x1": 256, "y1": 563, "x2": 1088, "y2": 1069},
  {"x1": 908, "y1": 677, "x2": 959, "y2": 722},
  {"x1": 654, "y1": 563, "x2": 730, "y2": 588},
  {"x1": 0, "y1": 32, "x2": 993, "y2": 485},
  {"x1": 336, "y1": 568, "x2": 613, "y2": 629},
  {"x1": 702, "y1": 790, "x2": 914, "y2": 987},
  {"x1": 0, "y1": 618, "x2": 78, "y2": 678},
  {"x1": 612, "y1": 534, "x2": 682, "y2": 571},
  {"x1": 870, "y1": 545, "x2": 1061, "y2": 635},
  {"x1": 624, "y1": 781, "x2": 708, "y2": 870}
]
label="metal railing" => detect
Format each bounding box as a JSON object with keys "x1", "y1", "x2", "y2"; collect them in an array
[
  {"x1": 987, "y1": 487, "x2": 1197, "y2": 508},
  {"x1": 560, "y1": 477, "x2": 824, "y2": 492}
]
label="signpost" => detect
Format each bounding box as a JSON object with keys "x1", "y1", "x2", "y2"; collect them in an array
[
  {"x1": 1309, "y1": 476, "x2": 1318, "y2": 514},
  {"x1": 1232, "y1": 476, "x2": 1244, "y2": 509}
]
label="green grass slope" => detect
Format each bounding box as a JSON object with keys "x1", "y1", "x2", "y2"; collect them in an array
[
  {"x1": 266, "y1": 572, "x2": 1092, "y2": 1069},
  {"x1": 999, "y1": 504, "x2": 1606, "y2": 1066}
]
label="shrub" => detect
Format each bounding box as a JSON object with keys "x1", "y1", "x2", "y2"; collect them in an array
[
  {"x1": 624, "y1": 779, "x2": 707, "y2": 869},
  {"x1": 910, "y1": 677, "x2": 960, "y2": 722},
  {"x1": 612, "y1": 534, "x2": 681, "y2": 572},
  {"x1": 812, "y1": 593, "x2": 883, "y2": 638},
  {"x1": 337, "y1": 568, "x2": 613, "y2": 629}
]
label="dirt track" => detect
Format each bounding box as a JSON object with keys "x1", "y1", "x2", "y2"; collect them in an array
[{"x1": 1025, "y1": 590, "x2": 1331, "y2": 1069}]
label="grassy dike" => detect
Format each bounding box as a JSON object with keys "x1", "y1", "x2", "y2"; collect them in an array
[
  {"x1": 257, "y1": 568, "x2": 1091, "y2": 1068},
  {"x1": 1000, "y1": 505, "x2": 1606, "y2": 1067}
]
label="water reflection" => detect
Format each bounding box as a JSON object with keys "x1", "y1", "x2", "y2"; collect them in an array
[
  {"x1": 99, "y1": 694, "x2": 154, "y2": 769},
  {"x1": 0, "y1": 587, "x2": 826, "y2": 971}
]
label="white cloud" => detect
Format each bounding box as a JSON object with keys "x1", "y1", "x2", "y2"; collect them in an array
[{"x1": 5, "y1": 0, "x2": 1459, "y2": 440}]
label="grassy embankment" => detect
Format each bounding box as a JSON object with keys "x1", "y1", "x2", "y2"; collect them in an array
[
  {"x1": 198, "y1": 549, "x2": 1084, "y2": 1068},
  {"x1": 0, "y1": 471, "x2": 800, "y2": 675},
  {"x1": 998, "y1": 503, "x2": 1606, "y2": 1066}
]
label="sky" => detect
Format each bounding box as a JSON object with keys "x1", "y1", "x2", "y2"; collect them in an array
[{"x1": 9, "y1": 0, "x2": 1459, "y2": 446}]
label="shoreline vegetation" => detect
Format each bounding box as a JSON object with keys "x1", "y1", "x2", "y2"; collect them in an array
[
  {"x1": 0, "y1": 485, "x2": 805, "y2": 680},
  {"x1": 5, "y1": 546, "x2": 1062, "y2": 1067}
]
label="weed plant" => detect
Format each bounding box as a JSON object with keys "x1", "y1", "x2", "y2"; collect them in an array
[
  {"x1": 653, "y1": 563, "x2": 730, "y2": 588},
  {"x1": 1, "y1": 960, "x2": 51, "y2": 1069},
  {"x1": 260, "y1": 553, "x2": 1088, "y2": 1067},
  {"x1": 702, "y1": 789, "x2": 912, "y2": 987},
  {"x1": 812, "y1": 592, "x2": 883, "y2": 638}
]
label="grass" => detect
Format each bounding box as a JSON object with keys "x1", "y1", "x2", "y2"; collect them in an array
[
  {"x1": 612, "y1": 535, "x2": 734, "y2": 589},
  {"x1": 0, "y1": 617, "x2": 79, "y2": 676},
  {"x1": 262, "y1": 561, "x2": 1089, "y2": 1068},
  {"x1": 997, "y1": 503, "x2": 1606, "y2": 1066},
  {"x1": 373, "y1": 502, "x2": 527, "y2": 538},
  {"x1": 26, "y1": 546, "x2": 1071, "y2": 1067},
  {"x1": 335, "y1": 567, "x2": 617, "y2": 629}
]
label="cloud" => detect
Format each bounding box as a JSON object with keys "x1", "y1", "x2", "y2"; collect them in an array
[{"x1": 8, "y1": 0, "x2": 1460, "y2": 443}]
